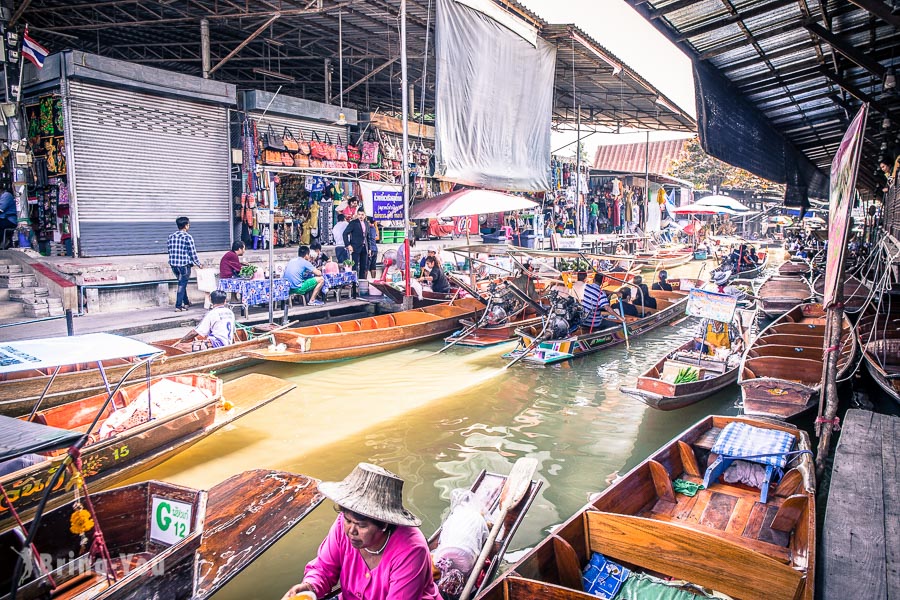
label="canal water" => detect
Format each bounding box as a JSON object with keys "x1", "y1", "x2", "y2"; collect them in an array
[{"x1": 125, "y1": 312, "x2": 741, "y2": 599}]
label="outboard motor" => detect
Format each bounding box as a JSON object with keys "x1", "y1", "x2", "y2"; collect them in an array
[
  {"x1": 482, "y1": 281, "x2": 524, "y2": 326},
  {"x1": 544, "y1": 291, "x2": 582, "y2": 339}
]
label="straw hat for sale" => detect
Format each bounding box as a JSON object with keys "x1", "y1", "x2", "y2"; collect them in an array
[{"x1": 319, "y1": 463, "x2": 421, "y2": 527}]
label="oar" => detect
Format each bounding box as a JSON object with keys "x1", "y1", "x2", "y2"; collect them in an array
[
  {"x1": 618, "y1": 300, "x2": 630, "y2": 351},
  {"x1": 459, "y1": 457, "x2": 538, "y2": 600},
  {"x1": 425, "y1": 321, "x2": 480, "y2": 358}
]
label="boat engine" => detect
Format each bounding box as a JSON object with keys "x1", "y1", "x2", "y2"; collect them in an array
[
  {"x1": 482, "y1": 282, "x2": 524, "y2": 326},
  {"x1": 544, "y1": 291, "x2": 582, "y2": 339}
]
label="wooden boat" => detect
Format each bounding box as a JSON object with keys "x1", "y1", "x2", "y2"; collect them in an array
[
  {"x1": 243, "y1": 297, "x2": 484, "y2": 363},
  {"x1": 619, "y1": 339, "x2": 742, "y2": 410},
  {"x1": 0, "y1": 330, "x2": 269, "y2": 418},
  {"x1": 0, "y1": 469, "x2": 322, "y2": 599},
  {"x1": 755, "y1": 275, "x2": 813, "y2": 319},
  {"x1": 0, "y1": 373, "x2": 295, "y2": 529},
  {"x1": 863, "y1": 339, "x2": 900, "y2": 405},
  {"x1": 739, "y1": 303, "x2": 855, "y2": 420},
  {"x1": 369, "y1": 280, "x2": 462, "y2": 306},
  {"x1": 477, "y1": 415, "x2": 815, "y2": 600},
  {"x1": 445, "y1": 280, "x2": 546, "y2": 347},
  {"x1": 730, "y1": 250, "x2": 769, "y2": 279},
  {"x1": 324, "y1": 468, "x2": 542, "y2": 600},
  {"x1": 505, "y1": 290, "x2": 689, "y2": 365},
  {"x1": 777, "y1": 260, "x2": 811, "y2": 277},
  {"x1": 812, "y1": 274, "x2": 871, "y2": 314}
]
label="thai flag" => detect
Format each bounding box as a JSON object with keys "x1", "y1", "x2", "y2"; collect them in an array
[{"x1": 22, "y1": 29, "x2": 49, "y2": 69}]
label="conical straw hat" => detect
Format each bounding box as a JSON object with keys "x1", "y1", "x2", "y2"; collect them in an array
[{"x1": 318, "y1": 463, "x2": 421, "y2": 527}]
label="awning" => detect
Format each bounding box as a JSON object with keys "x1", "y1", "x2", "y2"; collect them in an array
[
  {"x1": 0, "y1": 416, "x2": 82, "y2": 462},
  {"x1": 0, "y1": 333, "x2": 162, "y2": 375},
  {"x1": 410, "y1": 190, "x2": 538, "y2": 219}
]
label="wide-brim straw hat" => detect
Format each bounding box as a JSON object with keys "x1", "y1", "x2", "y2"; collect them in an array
[
  {"x1": 318, "y1": 463, "x2": 421, "y2": 527},
  {"x1": 712, "y1": 271, "x2": 729, "y2": 286}
]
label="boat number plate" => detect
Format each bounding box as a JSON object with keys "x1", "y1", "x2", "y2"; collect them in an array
[{"x1": 151, "y1": 497, "x2": 193, "y2": 546}]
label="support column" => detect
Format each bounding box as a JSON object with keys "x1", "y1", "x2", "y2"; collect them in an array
[
  {"x1": 324, "y1": 58, "x2": 332, "y2": 104},
  {"x1": 200, "y1": 18, "x2": 211, "y2": 79}
]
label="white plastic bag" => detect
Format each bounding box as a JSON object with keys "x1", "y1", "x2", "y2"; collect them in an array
[
  {"x1": 196, "y1": 268, "x2": 218, "y2": 292},
  {"x1": 433, "y1": 489, "x2": 489, "y2": 597}
]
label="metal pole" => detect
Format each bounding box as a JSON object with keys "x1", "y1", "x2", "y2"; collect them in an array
[
  {"x1": 200, "y1": 18, "x2": 211, "y2": 79},
  {"x1": 575, "y1": 105, "x2": 581, "y2": 236},
  {"x1": 401, "y1": 0, "x2": 412, "y2": 303},
  {"x1": 65, "y1": 308, "x2": 74, "y2": 336},
  {"x1": 644, "y1": 130, "x2": 650, "y2": 246}
]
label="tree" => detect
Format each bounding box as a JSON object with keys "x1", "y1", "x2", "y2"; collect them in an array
[{"x1": 669, "y1": 137, "x2": 785, "y2": 195}]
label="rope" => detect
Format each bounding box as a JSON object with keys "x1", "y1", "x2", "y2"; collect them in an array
[
  {"x1": 0, "y1": 482, "x2": 57, "y2": 588},
  {"x1": 815, "y1": 416, "x2": 841, "y2": 431},
  {"x1": 68, "y1": 448, "x2": 118, "y2": 584}
]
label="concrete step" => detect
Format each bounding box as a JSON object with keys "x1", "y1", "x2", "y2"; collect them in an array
[{"x1": 0, "y1": 301, "x2": 24, "y2": 319}]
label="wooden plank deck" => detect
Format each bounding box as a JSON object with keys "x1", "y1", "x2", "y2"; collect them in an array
[{"x1": 821, "y1": 409, "x2": 900, "y2": 599}]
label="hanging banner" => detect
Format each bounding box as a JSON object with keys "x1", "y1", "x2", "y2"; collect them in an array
[
  {"x1": 686, "y1": 289, "x2": 737, "y2": 323},
  {"x1": 358, "y1": 181, "x2": 404, "y2": 226},
  {"x1": 435, "y1": 0, "x2": 555, "y2": 191},
  {"x1": 823, "y1": 104, "x2": 868, "y2": 308}
]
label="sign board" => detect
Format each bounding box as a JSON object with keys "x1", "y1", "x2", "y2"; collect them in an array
[
  {"x1": 151, "y1": 497, "x2": 193, "y2": 546},
  {"x1": 453, "y1": 215, "x2": 479, "y2": 235},
  {"x1": 823, "y1": 104, "x2": 868, "y2": 308},
  {"x1": 366, "y1": 112, "x2": 435, "y2": 139},
  {"x1": 686, "y1": 289, "x2": 737, "y2": 323},
  {"x1": 359, "y1": 180, "x2": 404, "y2": 226}
]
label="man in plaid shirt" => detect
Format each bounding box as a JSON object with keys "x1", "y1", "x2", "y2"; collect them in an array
[{"x1": 168, "y1": 216, "x2": 201, "y2": 312}]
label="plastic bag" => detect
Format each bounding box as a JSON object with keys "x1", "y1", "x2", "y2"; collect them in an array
[
  {"x1": 196, "y1": 268, "x2": 218, "y2": 293},
  {"x1": 433, "y1": 489, "x2": 489, "y2": 597}
]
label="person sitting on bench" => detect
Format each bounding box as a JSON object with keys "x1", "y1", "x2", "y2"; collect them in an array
[
  {"x1": 632, "y1": 275, "x2": 657, "y2": 309},
  {"x1": 615, "y1": 287, "x2": 641, "y2": 317}
]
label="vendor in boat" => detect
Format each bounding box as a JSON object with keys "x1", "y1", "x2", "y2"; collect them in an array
[
  {"x1": 651, "y1": 270, "x2": 673, "y2": 292},
  {"x1": 176, "y1": 290, "x2": 235, "y2": 349},
  {"x1": 708, "y1": 271, "x2": 745, "y2": 299},
  {"x1": 420, "y1": 256, "x2": 451, "y2": 294},
  {"x1": 631, "y1": 275, "x2": 657, "y2": 309},
  {"x1": 696, "y1": 318, "x2": 741, "y2": 355},
  {"x1": 281, "y1": 463, "x2": 440, "y2": 600},
  {"x1": 613, "y1": 244, "x2": 630, "y2": 272}
]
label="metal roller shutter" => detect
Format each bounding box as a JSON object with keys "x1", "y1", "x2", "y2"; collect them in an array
[
  {"x1": 67, "y1": 81, "x2": 231, "y2": 256},
  {"x1": 251, "y1": 113, "x2": 349, "y2": 148}
]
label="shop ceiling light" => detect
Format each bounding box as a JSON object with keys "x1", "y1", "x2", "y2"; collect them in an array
[
  {"x1": 252, "y1": 67, "x2": 294, "y2": 82},
  {"x1": 334, "y1": 112, "x2": 348, "y2": 126},
  {"x1": 884, "y1": 71, "x2": 896, "y2": 90}
]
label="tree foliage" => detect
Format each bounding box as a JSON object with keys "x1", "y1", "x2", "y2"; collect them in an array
[{"x1": 668, "y1": 137, "x2": 785, "y2": 195}]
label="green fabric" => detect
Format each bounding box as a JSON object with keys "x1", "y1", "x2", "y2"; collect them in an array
[
  {"x1": 291, "y1": 278, "x2": 319, "y2": 295},
  {"x1": 617, "y1": 572, "x2": 722, "y2": 600},
  {"x1": 672, "y1": 479, "x2": 704, "y2": 497}
]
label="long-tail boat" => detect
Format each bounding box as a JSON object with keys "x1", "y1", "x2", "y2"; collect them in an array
[
  {"x1": 857, "y1": 307, "x2": 900, "y2": 405},
  {"x1": 755, "y1": 275, "x2": 814, "y2": 318},
  {"x1": 505, "y1": 289, "x2": 689, "y2": 365},
  {"x1": 243, "y1": 297, "x2": 484, "y2": 363},
  {"x1": 730, "y1": 249, "x2": 769, "y2": 279},
  {"x1": 619, "y1": 339, "x2": 742, "y2": 410},
  {"x1": 0, "y1": 372, "x2": 295, "y2": 529},
  {"x1": 0, "y1": 469, "x2": 322, "y2": 599},
  {"x1": 323, "y1": 468, "x2": 542, "y2": 600},
  {"x1": 0, "y1": 331, "x2": 269, "y2": 418},
  {"x1": 476, "y1": 415, "x2": 815, "y2": 600},
  {"x1": 812, "y1": 274, "x2": 871, "y2": 314},
  {"x1": 445, "y1": 280, "x2": 546, "y2": 347},
  {"x1": 739, "y1": 303, "x2": 855, "y2": 420}
]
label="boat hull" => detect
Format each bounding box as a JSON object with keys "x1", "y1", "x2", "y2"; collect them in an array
[
  {"x1": 446, "y1": 316, "x2": 543, "y2": 347},
  {"x1": 863, "y1": 339, "x2": 900, "y2": 406}
]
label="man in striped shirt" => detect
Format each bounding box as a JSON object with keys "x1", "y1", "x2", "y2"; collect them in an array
[
  {"x1": 580, "y1": 280, "x2": 623, "y2": 331},
  {"x1": 167, "y1": 216, "x2": 201, "y2": 312}
]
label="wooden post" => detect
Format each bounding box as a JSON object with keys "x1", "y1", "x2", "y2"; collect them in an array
[{"x1": 815, "y1": 289, "x2": 844, "y2": 479}]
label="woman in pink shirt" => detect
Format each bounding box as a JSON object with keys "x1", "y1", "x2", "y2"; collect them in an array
[{"x1": 281, "y1": 463, "x2": 440, "y2": 600}]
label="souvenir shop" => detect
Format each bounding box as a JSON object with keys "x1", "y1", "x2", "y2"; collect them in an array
[
  {"x1": 544, "y1": 155, "x2": 592, "y2": 236},
  {"x1": 237, "y1": 90, "x2": 442, "y2": 250},
  {"x1": 585, "y1": 173, "x2": 692, "y2": 235},
  {"x1": 22, "y1": 50, "x2": 235, "y2": 257}
]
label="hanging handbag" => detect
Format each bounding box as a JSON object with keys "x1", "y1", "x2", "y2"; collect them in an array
[
  {"x1": 294, "y1": 153, "x2": 310, "y2": 168},
  {"x1": 298, "y1": 130, "x2": 311, "y2": 155},
  {"x1": 263, "y1": 125, "x2": 285, "y2": 151},
  {"x1": 310, "y1": 157, "x2": 324, "y2": 169},
  {"x1": 310, "y1": 132, "x2": 328, "y2": 159},
  {"x1": 347, "y1": 143, "x2": 361, "y2": 162},
  {"x1": 335, "y1": 135, "x2": 349, "y2": 162},
  {"x1": 282, "y1": 127, "x2": 299, "y2": 152},
  {"x1": 323, "y1": 134, "x2": 338, "y2": 161},
  {"x1": 361, "y1": 131, "x2": 380, "y2": 164},
  {"x1": 382, "y1": 133, "x2": 398, "y2": 161},
  {"x1": 281, "y1": 151, "x2": 295, "y2": 167},
  {"x1": 264, "y1": 149, "x2": 282, "y2": 165}
]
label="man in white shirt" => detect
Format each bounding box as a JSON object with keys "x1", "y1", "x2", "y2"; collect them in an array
[
  {"x1": 332, "y1": 215, "x2": 349, "y2": 263},
  {"x1": 178, "y1": 290, "x2": 235, "y2": 348}
]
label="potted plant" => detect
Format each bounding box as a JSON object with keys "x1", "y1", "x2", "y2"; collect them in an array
[{"x1": 341, "y1": 259, "x2": 354, "y2": 273}]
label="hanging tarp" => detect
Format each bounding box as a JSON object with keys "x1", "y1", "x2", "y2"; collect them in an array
[
  {"x1": 693, "y1": 62, "x2": 829, "y2": 206},
  {"x1": 435, "y1": 0, "x2": 555, "y2": 192}
]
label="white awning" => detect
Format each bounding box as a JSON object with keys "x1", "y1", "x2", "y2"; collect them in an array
[{"x1": 0, "y1": 333, "x2": 162, "y2": 374}]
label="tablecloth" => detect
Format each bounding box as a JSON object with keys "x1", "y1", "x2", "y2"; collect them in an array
[
  {"x1": 218, "y1": 277, "x2": 290, "y2": 307},
  {"x1": 322, "y1": 272, "x2": 357, "y2": 295}
]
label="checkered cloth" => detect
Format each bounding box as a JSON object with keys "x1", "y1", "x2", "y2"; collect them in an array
[
  {"x1": 218, "y1": 277, "x2": 289, "y2": 306},
  {"x1": 167, "y1": 230, "x2": 200, "y2": 267},
  {"x1": 322, "y1": 271, "x2": 357, "y2": 294},
  {"x1": 711, "y1": 422, "x2": 795, "y2": 468}
]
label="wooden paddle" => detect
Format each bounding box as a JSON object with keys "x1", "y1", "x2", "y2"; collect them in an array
[{"x1": 458, "y1": 457, "x2": 538, "y2": 600}]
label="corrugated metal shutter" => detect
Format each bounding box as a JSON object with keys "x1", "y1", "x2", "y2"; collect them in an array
[
  {"x1": 251, "y1": 113, "x2": 349, "y2": 148},
  {"x1": 67, "y1": 81, "x2": 231, "y2": 256}
]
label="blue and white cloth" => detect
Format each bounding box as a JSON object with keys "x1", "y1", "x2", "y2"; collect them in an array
[
  {"x1": 219, "y1": 278, "x2": 289, "y2": 307},
  {"x1": 322, "y1": 272, "x2": 357, "y2": 295},
  {"x1": 167, "y1": 230, "x2": 200, "y2": 267},
  {"x1": 711, "y1": 422, "x2": 795, "y2": 468}
]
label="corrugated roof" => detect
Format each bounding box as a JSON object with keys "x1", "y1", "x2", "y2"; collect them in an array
[{"x1": 592, "y1": 139, "x2": 688, "y2": 176}]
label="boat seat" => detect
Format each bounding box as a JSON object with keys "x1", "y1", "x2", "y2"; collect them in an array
[{"x1": 702, "y1": 422, "x2": 796, "y2": 503}]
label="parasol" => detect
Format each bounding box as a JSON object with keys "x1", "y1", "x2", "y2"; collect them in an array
[
  {"x1": 410, "y1": 189, "x2": 538, "y2": 219},
  {"x1": 673, "y1": 202, "x2": 747, "y2": 216},
  {"x1": 695, "y1": 194, "x2": 752, "y2": 212}
]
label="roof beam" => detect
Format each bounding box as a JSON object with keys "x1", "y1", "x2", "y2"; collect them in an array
[
  {"x1": 803, "y1": 20, "x2": 885, "y2": 78},
  {"x1": 847, "y1": 0, "x2": 900, "y2": 28},
  {"x1": 338, "y1": 57, "x2": 397, "y2": 98},
  {"x1": 209, "y1": 13, "x2": 280, "y2": 74},
  {"x1": 818, "y1": 66, "x2": 891, "y2": 116},
  {"x1": 675, "y1": 0, "x2": 796, "y2": 43}
]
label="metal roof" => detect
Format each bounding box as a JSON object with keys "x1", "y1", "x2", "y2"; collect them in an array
[
  {"x1": 20, "y1": 0, "x2": 694, "y2": 132},
  {"x1": 624, "y1": 0, "x2": 899, "y2": 194},
  {"x1": 592, "y1": 138, "x2": 688, "y2": 175}
]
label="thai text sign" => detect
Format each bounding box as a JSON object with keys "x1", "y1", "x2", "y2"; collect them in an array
[
  {"x1": 151, "y1": 497, "x2": 192, "y2": 546},
  {"x1": 686, "y1": 289, "x2": 737, "y2": 323},
  {"x1": 359, "y1": 181, "x2": 404, "y2": 225}
]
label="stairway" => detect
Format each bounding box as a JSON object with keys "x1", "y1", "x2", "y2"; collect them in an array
[{"x1": 0, "y1": 259, "x2": 64, "y2": 320}]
